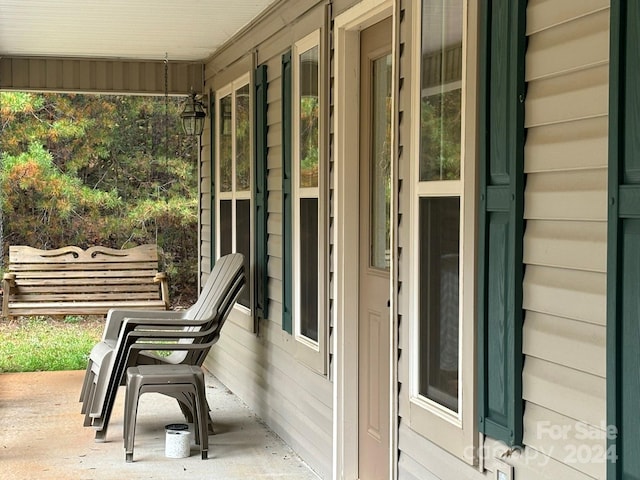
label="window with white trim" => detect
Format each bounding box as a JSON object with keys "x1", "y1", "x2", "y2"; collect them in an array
[
  {"x1": 291, "y1": 30, "x2": 326, "y2": 372},
  {"x1": 409, "y1": 0, "x2": 477, "y2": 460},
  {"x1": 216, "y1": 74, "x2": 252, "y2": 318}
]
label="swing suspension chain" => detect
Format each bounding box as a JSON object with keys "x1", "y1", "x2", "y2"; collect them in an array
[
  {"x1": 164, "y1": 53, "x2": 169, "y2": 172},
  {"x1": 156, "y1": 53, "x2": 170, "y2": 251}
]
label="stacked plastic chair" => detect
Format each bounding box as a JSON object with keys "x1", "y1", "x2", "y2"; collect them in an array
[{"x1": 80, "y1": 253, "x2": 245, "y2": 442}]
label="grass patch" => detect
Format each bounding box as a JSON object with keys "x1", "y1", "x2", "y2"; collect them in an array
[{"x1": 0, "y1": 316, "x2": 103, "y2": 372}]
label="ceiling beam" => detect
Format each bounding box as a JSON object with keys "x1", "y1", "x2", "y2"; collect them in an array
[{"x1": 0, "y1": 57, "x2": 203, "y2": 96}]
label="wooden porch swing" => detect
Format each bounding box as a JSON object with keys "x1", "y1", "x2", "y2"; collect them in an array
[{"x1": 1, "y1": 244, "x2": 169, "y2": 321}]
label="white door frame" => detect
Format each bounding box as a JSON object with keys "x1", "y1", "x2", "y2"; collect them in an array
[{"x1": 333, "y1": 1, "x2": 396, "y2": 478}]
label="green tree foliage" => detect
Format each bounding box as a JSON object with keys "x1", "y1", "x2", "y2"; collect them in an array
[
  {"x1": 0, "y1": 92, "x2": 199, "y2": 302},
  {"x1": 299, "y1": 96, "x2": 319, "y2": 188},
  {"x1": 419, "y1": 89, "x2": 462, "y2": 181}
]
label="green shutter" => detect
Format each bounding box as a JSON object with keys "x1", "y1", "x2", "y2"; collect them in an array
[
  {"x1": 210, "y1": 90, "x2": 216, "y2": 267},
  {"x1": 254, "y1": 64, "x2": 269, "y2": 323},
  {"x1": 608, "y1": 2, "x2": 640, "y2": 477},
  {"x1": 477, "y1": 0, "x2": 526, "y2": 447},
  {"x1": 282, "y1": 50, "x2": 293, "y2": 334}
]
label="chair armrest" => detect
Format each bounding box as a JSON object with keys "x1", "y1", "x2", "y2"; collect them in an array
[
  {"x1": 121, "y1": 338, "x2": 217, "y2": 373},
  {"x1": 110, "y1": 326, "x2": 218, "y2": 383},
  {"x1": 102, "y1": 308, "x2": 186, "y2": 342},
  {"x1": 125, "y1": 324, "x2": 217, "y2": 341},
  {"x1": 116, "y1": 317, "x2": 216, "y2": 340},
  {"x1": 154, "y1": 272, "x2": 170, "y2": 309},
  {"x1": 126, "y1": 338, "x2": 217, "y2": 354},
  {"x1": 2, "y1": 272, "x2": 16, "y2": 283},
  {"x1": 2, "y1": 273, "x2": 16, "y2": 319}
]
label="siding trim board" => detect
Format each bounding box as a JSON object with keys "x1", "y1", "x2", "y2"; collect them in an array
[
  {"x1": 210, "y1": 91, "x2": 216, "y2": 268},
  {"x1": 477, "y1": 0, "x2": 527, "y2": 447},
  {"x1": 608, "y1": 1, "x2": 640, "y2": 478}
]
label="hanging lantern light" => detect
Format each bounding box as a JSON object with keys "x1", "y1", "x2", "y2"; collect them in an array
[{"x1": 180, "y1": 91, "x2": 207, "y2": 136}]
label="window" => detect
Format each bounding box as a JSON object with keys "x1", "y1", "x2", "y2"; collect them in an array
[
  {"x1": 216, "y1": 74, "x2": 253, "y2": 322},
  {"x1": 295, "y1": 36, "x2": 320, "y2": 346},
  {"x1": 409, "y1": 0, "x2": 478, "y2": 460},
  {"x1": 415, "y1": 0, "x2": 464, "y2": 418},
  {"x1": 283, "y1": 30, "x2": 327, "y2": 373}
]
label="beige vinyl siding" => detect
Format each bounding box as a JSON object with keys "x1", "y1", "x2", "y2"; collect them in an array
[
  {"x1": 200, "y1": 114, "x2": 213, "y2": 281},
  {"x1": 205, "y1": 320, "x2": 333, "y2": 476},
  {"x1": 0, "y1": 57, "x2": 203, "y2": 95},
  {"x1": 525, "y1": 116, "x2": 608, "y2": 173},
  {"x1": 199, "y1": 1, "x2": 332, "y2": 477},
  {"x1": 519, "y1": 1, "x2": 609, "y2": 479}
]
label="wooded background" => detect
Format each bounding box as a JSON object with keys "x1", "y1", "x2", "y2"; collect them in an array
[{"x1": 0, "y1": 92, "x2": 199, "y2": 304}]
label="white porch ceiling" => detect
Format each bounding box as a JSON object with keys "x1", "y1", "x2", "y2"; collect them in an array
[{"x1": 0, "y1": 0, "x2": 276, "y2": 62}]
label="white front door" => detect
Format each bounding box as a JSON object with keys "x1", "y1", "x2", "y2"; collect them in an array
[{"x1": 358, "y1": 16, "x2": 393, "y2": 480}]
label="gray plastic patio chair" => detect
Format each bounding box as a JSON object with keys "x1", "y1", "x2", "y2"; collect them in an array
[{"x1": 80, "y1": 253, "x2": 245, "y2": 441}]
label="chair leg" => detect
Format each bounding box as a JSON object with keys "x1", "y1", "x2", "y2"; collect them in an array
[
  {"x1": 176, "y1": 395, "x2": 195, "y2": 424},
  {"x1": 92, "y1": 373, "x2": 121, "y2": 441},
  {"x1": 195, "y1": 376, "x2": 208, "y2": 460},
  {"x1": 93, "y1": 383, "x2": 117, "y2": 441},
  {"x1": 88, "y1": 370, "x2": 109, "y2": 418},
  {"x1": 94, "y1": 429, "x2": 107, "y2": 442},
  {"x1": 207, "y1": 409, "x2": 215, "y2": 435},
  {"x1": 83, "y1": 381, "x2": 97, "y2": 426},
  {"x1": 123, "y1": 369, "x2": 135, "y2": 445},
  {"x1": 186, "y1": 393, "x2": 201, "y2": 446},
  {"x1": 87, "y1": 349, "x2": 122, "y2": 437},
  {"x1": 79, "y1": 360, "x2": 94, "y2": 405},
  {"x1": 164, "y1": 389, "x2": 200, "y2": 445},
  {"x1": 124, "y1": 369, "x2": 142, "y2": 462}
]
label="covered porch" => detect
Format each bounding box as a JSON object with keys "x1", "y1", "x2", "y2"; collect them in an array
[
  {"x1": 0, "y1": 369, "x2": 319, "y2": 479},
  {"x1": 0, "y1": 2, "x2": 320, "y2": 477}
]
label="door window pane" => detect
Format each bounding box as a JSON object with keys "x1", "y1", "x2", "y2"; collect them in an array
[
  {"x1": 236, "y1": 199, "x2": 251, "y2": 308},
  {"x1": 299, "y1": 197, "x2": 319, "y2": 342},
  {"x1": 370, "y1": 54, "x2": 392, "y2": 270},
  {"x1": 219, "y1": 94, "x2": 233, "y2": 192},
  {"x1": 299, "y1": 46, "x2": 319, "y2": 188},
  {"x1": 236, "y1": 85, "x2": 250, "y2": 192},
  {"x1": 418, "y1": 196, "x2": 460, "y2": 412},
  {"x1": 419, "y1": 0, "x2": 463, "y2": 181}
]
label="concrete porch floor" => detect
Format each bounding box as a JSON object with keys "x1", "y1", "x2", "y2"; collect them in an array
[{"x1": 0, "y1": 370, "x2": 320, "y2": 480}]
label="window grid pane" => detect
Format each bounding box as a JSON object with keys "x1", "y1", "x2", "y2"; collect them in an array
[
  {"x1": 219, "y1": 94, "x2": 233, "y2": 192},
  {"x1": 235, "y1": 84, "x2": 251, "y2": 192},
  {"x1": 370, "y1": 54, "x2": 393, "y2": 270},
  {"x1": 299, "y1": 197, "x2": 319, "y2": 342},
  {"x1": 419, "y1": 0, "x2": 463, "y2": 182},
  {"x1": 236, "y1": 199, "x2": 251, "y2": 308},
  {"x1": 299, "y1": 46, "x2": 319, "y2": 189},
  {"x1": 219, "y1": 200, "x2": 232, "y2": 257},
  {"x1": 418, "y1": 196, "x2": 460, "y2": 413}
]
